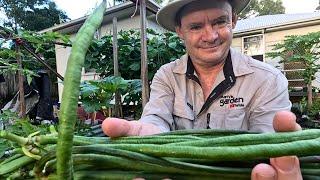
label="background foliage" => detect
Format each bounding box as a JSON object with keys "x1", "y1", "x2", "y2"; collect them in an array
[
  {"x1": 0, "y1": 0, "x2": 69, "y2": 31},
  {"x1": 79, "y1": 76, "x2": 128, "y2": 113},
  {"x1": 267, "y1": 31, "x2": 320, "y2": 108},
  {"x1": 0, "y1": 30, "x2": 70, "y2": 82},
  {"x1": 85, "y1": 29, "x2": 185, "y2": 81},
  {"x1": 238, "y1": 0, "x2": 285, "y2": 19}
]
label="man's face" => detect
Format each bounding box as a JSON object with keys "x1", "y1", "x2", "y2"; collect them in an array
[{"x1": 176, "y1": 0, "x2": 237, "y2": 67}]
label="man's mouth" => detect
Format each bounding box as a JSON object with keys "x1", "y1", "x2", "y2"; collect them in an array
[
  {"x1": 199, "y1": 42, "x2": 222, "y2": 49},
  {"x1": 200, "y1": 45, "x2": 220, "y2": 50},
  {"x1": 202, "y1": 46, "x2": 218, "y2": 49}
]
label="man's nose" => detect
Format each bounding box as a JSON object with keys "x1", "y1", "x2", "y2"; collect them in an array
[{"x1": 201, "y1": 24, "x2": 219, "y2": 42}]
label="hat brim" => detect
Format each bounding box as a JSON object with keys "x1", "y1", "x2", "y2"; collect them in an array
[{"x1": 156, "y1": 0, "x2": 251, "y2": 32}]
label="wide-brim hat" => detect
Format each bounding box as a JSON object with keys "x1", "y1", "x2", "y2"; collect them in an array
[{"x1": 156, "y1": 0, "x2": 251, "y2": 32}]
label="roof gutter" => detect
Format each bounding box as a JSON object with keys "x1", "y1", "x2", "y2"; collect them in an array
[
  {"x1": 265, "y1": 19, "x2": 320, "y2": 32},
  {"x1": 233, "y1": 18, "x2": 320, "y2": 37},
  {"x1": 233, "y1": 29, "x2": 265, "y2": 38},
  {"x1": 130, "y1": 0, "x2": 160, "y2": 14},
  {"x1": 39, "y1": 0, "x2": 160, "y2": 33}
]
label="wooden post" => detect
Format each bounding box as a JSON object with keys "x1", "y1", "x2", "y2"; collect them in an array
[
  {"x1": 140, "y1": 0, "x2": 150, "y2": 108},
  {"x1": 307, "y1": 82, "x2": 313, "y2": 109},
  {"x1": 113, "y1": 17, "x2": 119, "y2": 77},
  {"x1": 15, "y1": 44, "x2": 26, "y2": 118},
  {"x1": 113, "y1": 17, "x2": 121, "y2": 117}
]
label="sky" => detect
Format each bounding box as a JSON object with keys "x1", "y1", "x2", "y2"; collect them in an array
[{"x1": 52, "y1": 0, "x2": 320, "y2": 20}]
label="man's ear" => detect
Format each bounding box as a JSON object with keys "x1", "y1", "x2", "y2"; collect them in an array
[
  {"x1": 175, "y1": 26, "x2": 184, "y2": 40},
  {"x1": 232, "y1": 13, "x2": 238, "y2": 29}
]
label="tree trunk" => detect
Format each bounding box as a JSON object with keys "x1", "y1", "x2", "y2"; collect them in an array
[
  {"x1": 13, "y1": 21, "x2": 26, "y2": 118},
  {"x1": 16, "y1": 45, "x2": 26, "y2": 118},
  {"x1": 307, "y1": 82, "x2": 313, "y2": 109}
]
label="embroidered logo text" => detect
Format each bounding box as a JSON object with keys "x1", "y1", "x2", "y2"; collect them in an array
[{"x1": 220, "y1": 95, "x2": 244, "y2": 108}]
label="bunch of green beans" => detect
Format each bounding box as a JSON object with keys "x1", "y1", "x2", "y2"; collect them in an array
[{"x1": 0, "y1": 128, "x2": 320, "y2": 179}]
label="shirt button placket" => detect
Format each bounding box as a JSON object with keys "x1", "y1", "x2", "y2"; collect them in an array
[{"x1": 206, "y1": 113, "x2": 211, "y2": 129}]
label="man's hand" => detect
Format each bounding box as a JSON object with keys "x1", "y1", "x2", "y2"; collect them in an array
[
  {"x1": 251, "y1": 111, "x2": 303, "y2": 180},
  {"x1": 101, "y1": 118, "x2": 162, "y2": 137}
]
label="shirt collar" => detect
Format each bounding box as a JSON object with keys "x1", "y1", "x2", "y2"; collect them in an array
[{"x1": 172, "y1": 48, "x2": 254, "y2": 77}]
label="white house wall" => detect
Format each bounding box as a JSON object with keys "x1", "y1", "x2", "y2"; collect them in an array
[
  {"x1": 147, "y1": 18, "x2": 167, "y2": 33},
  {"x1": 55, "y1": 38, "x2": 72, "y2": 102},
  {"x1": 100, "y1": 15, "x2": 141, "y2": 35},
  {"x1": 231, "y1": 37, "x2": 242, "y2": 52}
]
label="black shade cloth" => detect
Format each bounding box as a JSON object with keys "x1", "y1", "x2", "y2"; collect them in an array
[
  {"x1": 35, "y1": 71, "x2": 54, "y2": 120},
  {"x1": 0, "y1": 74, "x2": 5, "y2": 83}
]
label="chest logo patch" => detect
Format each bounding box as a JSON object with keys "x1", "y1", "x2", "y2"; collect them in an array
[{"x1": 220, "y1": 95, "x2": 244, "y2": 108}]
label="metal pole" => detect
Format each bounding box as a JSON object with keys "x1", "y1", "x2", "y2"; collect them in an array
[{"x1": 22, "y1": 44, "x2": 64, "y2": 81}]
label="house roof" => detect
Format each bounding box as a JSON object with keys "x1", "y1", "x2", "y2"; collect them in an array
[
  {"x1": 42, "y1": 2, "x2": 320, "y2": 35},
  {"x1": 39, "y1": 0, "x2": 161, "y2": 34},
  {"x1": 234, "y1": 11, "x2": 320, "y2": 35}
]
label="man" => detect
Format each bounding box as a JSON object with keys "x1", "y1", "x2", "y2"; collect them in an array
[{"x1": 102, "y1": 0, "x2": 302, "y2": 179}]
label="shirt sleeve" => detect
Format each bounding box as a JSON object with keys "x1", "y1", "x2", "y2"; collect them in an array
[
  {"x1": 249, "y1": 72, "x2": 292, "y2": 132},
  {"x1": 139, "y1": 66, "x2": 175, "y2": 133}
]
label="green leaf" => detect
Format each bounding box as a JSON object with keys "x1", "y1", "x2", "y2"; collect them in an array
[
  {"x1": 129, "y1": 63, "x2": 140, "y2": 71},
  {"x1": 27, "y1": 74, "x2": 33, "y2": 85},
  {"x1": 168, "y1": 42, "x2": 177, "y2": 49},
  {"x1": 0, "y1": 139, "x2": 9, "y2": 158}
]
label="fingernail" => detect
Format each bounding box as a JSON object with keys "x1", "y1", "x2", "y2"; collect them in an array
[
  {"x1": 273, "y1": 156, "x2": 297, "y2": 172},
  {"x1": 256, "y1": 173, "x2": 275, "y2": 180}
]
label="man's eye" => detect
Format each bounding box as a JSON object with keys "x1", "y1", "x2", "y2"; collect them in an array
[
  {"x1": 216, "y1": 20, "x2": 227, "y2": 25},
  {"x1": 190, "y1": 25, "x2": 202, "y2": 30}
]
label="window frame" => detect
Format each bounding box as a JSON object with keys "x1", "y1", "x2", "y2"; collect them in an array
[{"x1": 242, "y1": 34, "x2": 265, "y2": 62}]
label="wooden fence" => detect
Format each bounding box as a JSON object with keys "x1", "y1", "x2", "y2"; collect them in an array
[
  {"x1": 0, "y1": 73, "x2": 18, "y2": 107},
  {"x1": 0, "y1": 72, "x2": 59, "y2": 109}
]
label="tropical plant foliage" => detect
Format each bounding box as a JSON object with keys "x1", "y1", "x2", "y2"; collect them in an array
[
  {"x1": 79, "y1": 76, "x2": 129, "y2": 113},
  {"x1": 84, "y1": 29, "x2": 185, "y2": 80},
  {"x1": 267, "y1": 31, "x2": 320, "y2": 107},
  {"x1": 0, "y1": 29, "x2": 70, "y2": 83}
]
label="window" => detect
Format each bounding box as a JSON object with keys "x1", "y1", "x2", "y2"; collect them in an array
[{"x1": 242, "y1": 34, "x2": 264, "y2": 61}]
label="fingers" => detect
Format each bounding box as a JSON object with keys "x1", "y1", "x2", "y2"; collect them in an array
[
  {"x1": 273, "y1": 111, "x2": 301, "y2": 132},
  {"x1": 251, "y1": 163, "x2": 276, "y2": 180},
  {"x1": 252, "y1": 111, "x2": 303, "y2": 180},
  {"x1": 102, "y1": 118, "x2": 162, "y2": 137},
  {"x1": 272, "y1": 111, "x2": 303, "y2": 180},
  {"x1": 270, "y1": 156, "x2": 302, "y2": 180},
  {"x1": 251, "y1": 157, "x2": 302, "y2": 180}
]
